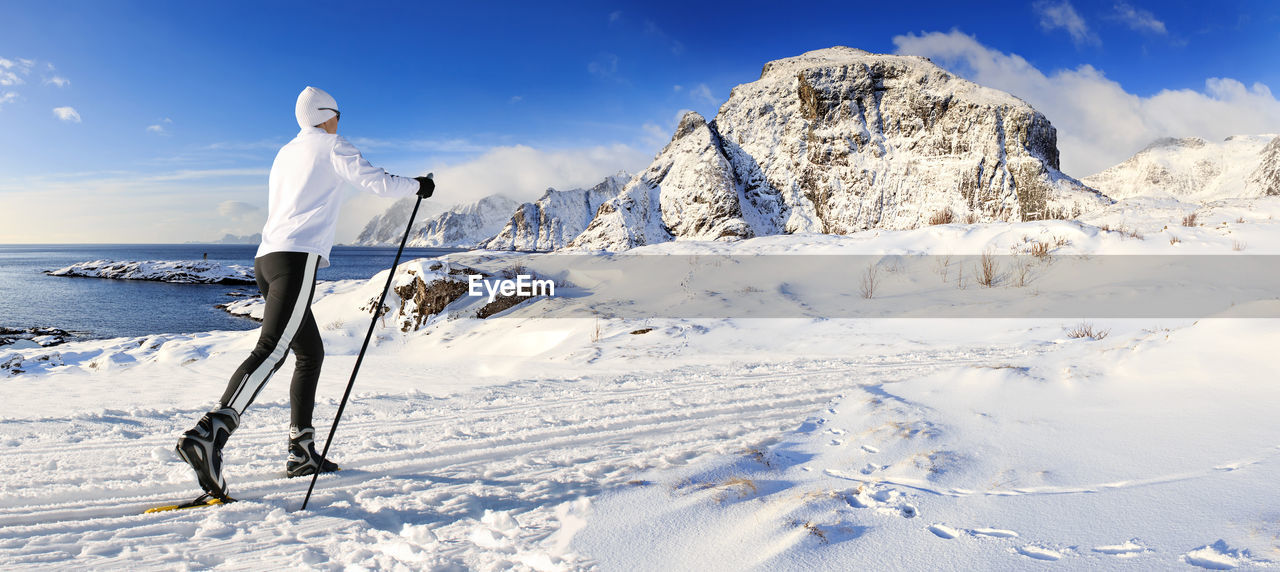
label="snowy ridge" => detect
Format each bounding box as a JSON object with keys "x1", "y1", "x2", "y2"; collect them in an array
[
  {"x1": 406, "y1": 194, "x2": 520, "y2": 248},
  {"x1": 482, "y1": 173, "x2": 629, "y2": 251},
  {"x1": 569, "y1": 113, "x2": 751, "y2": 250},
  {"x1": 45, "y1": 260, "x2": 256, "y2": 285},
  {"x1": 1247, "y1": 135, "x2": 1280, "y2": 197},
  {"x1": 352, "y1": 197, "x2": 448, "y2": 247},
  {"x1": 570, "y1": 46, "x2": 1111, "y2": 251},
  {"x1": 1083, "y1": 134, "x2": 1279, "y2": 202}
]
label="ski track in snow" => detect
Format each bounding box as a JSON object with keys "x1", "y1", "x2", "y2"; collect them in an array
[{"x1": 0, "y1": 348, "x2": 1016, "y2": 570}]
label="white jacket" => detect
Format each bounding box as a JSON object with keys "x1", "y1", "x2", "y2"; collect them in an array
[{"x1": 256, "y1": 127, "x2": 420, "y2": 266}]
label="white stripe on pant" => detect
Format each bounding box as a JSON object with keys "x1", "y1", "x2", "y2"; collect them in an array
[{"x1": 225, "y1": 252, "x2": 318, "y2": 412}]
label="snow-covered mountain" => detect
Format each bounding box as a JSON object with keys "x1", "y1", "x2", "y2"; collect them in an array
[
  {"x1": 481, "y1": 173, "x2": 629, "y2": 251},
  {"x1": 353, "y1": 197, "x2": 447, "y2": 246},
  {"x1": 569, "y1": 46, "x2": 1110, "y2": 251},
  {"x1": 355, "y1": 195, "x2": 518, "y2": 248},
  {"x1": 405, "y1": 195, "x2": 520, "y2": 248},
  {"x1": 1251, "y1": 136, "x2": 1280, "y2": 197},
  {"x1": 1082, "y1": 135, "x2": 1279, "y2": 202}
]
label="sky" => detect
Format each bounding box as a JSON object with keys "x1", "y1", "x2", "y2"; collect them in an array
[{"x1": 1, "y1": 0, "x2": 1278, "y2": 244}]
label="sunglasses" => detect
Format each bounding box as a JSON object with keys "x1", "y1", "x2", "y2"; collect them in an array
[{"x1": 319, "y1": 107, "x2": 340, "y2": 121}]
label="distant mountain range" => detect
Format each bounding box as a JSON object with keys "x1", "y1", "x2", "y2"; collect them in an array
[{"x1": 355, "y1": 46, "x2": 1279, "y2": 253}]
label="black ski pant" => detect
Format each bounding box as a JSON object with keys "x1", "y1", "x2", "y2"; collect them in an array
[{"x1": 219, "y1": 251, "x2": 323, "y2": 429}]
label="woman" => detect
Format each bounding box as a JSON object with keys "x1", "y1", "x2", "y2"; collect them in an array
[{"x1": 176, "y1": 86, "x2": 435, "y2": 501}]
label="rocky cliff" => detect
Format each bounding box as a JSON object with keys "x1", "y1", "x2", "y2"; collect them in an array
[{"x1": 570, "y1": 47, "x2": 1110, "y2": 251}]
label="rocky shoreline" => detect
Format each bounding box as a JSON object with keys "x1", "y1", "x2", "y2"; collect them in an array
[
  {"x1": 0, "y1": 326, "x2": 78, "y2": 348},
  {"x1": 45, "y1": 259, "x2": 256, "y2": 285}
]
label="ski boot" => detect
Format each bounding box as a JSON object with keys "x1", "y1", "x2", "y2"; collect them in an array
[
  {"x1": 175, "y1": 407, "x2": 239, "y2": 501},
  {"x1": 286, "y1": 426, "x2": 340, "y2": 478}
]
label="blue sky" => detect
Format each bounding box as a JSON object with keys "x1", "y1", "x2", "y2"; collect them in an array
[{"x1": 1, "y1": 0, "x2": 1278, "y2": 243}]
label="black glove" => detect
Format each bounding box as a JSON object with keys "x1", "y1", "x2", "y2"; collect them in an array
[{"x1": 414, "y1": 176, "x2": 435, "y2": 198}]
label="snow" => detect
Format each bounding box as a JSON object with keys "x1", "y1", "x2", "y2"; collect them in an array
[
  {"x1": 483, "y1": 174, "x2": 629, "y2": 252},
  {"x1": 46, "y1": 260, "x2": 256, "y2": 285},
  {"x1": 10, "y1": 43, "x2": 1280, "y2": 571},
  {"x1": 1082, "y1": 135, "x2": 1278, "y2": 202},
  {"x1": 356, "y1": 195, "x2": 519, "y2": 248},
  {"x1": 4, "y1": 200, "x2": 1280, "y2": 569}
]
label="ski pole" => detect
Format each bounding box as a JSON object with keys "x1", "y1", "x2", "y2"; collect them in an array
[{"x1": 300, "y1": 173, "x2": 430, "y2": 511}]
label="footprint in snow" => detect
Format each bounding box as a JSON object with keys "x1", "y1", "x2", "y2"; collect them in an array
[
  {"x1": 971, "y1": 528, "x2": 1020, "y2": 539},
  {"x1": 928, "y1": 524, "x2": 960, "y2": 539},
  {"x1": 1092, "y1": 540, "x2": 1149, "y2": 558},
  {"x1": 1015, "y1": 545, "x2": 1063, "y2": 561},
  {"x1": 1182, "y1": 539, "x2": 1271, "y2": 570}
]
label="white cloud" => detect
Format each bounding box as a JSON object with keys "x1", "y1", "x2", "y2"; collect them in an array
[
  {"x1": 0, "y1": 92, "x2": 17, "y2": 108},
  {"x1": 217, "y1": 200, "x2": 261, "y2": 219},
  {"x1": 690, "y1": 83, "x2": 717, "y2": 105},
  {"x1": 673, "y1": 85, "x2": 683, "y2": 92},
  {"x1": 147, "y1": 117, "x2": 172, "y2": 134},
  {"x1": 642, "y1": 20, "x2": 684, "y2": 55},
  {"x1": 1034, "y1": 1, "x2": 1100, "y2": 46},
  {"x1": 44, "y1": 76, "x2": 70, "y2": 87},
  {"x1": 52, "y1": 106, "x2": 81, "y2": 123},
  {"x1": 1113, "y1": 2, "x2": 1167, "y2": 35},
  {"x1": 588, "y1": 53, "x2": 620, "y2": 80},
  {"x1": 641, "y1": 122, "x2": 669, "y2": 148},
  {"x1": 509, "y1": 95, "x2": 523, "y2": 104},
  {"x1": 608, "y1": 10, "x2": 622, "y2": 24},
  {"x1": 893, "y1": 30, "x2": 1280, "y2": 177},
  {"x1": 0, "y1": 57, "x2": 33, "y2": 86},
  {"x1": 428, "y1": 144, "x2": 650, "y2": 204}
]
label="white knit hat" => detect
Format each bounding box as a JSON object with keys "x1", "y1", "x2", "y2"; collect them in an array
[{"x1": 295, "y1": 86, "x2": 338, "y2": 129}]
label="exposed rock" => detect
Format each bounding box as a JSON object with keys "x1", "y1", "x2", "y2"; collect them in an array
[
  {"x1": 476, "y1": 294, "x2": 535, "y2": 318},
  {"x1": 1248, "y1": 136, "x2": 1280, "y2": 197},
  {"x1": 482, "y1": 173, "x2": 629, "y2": 251},
  {"x1": 0, "y1": 327, "x2": 76, "y2": 348},
  {"x1": 1084, "y1": 135, "x2": 1278, "y2": 202},
  {"x1": 569, "y1": 46, "x2": 1109, "y2": 251},
  {"x1": 391, "y1": 273, "x2": 470, "y2": 331},
  {"x1": 45, "y1": 260, "x2": 255, "y2": 285}
]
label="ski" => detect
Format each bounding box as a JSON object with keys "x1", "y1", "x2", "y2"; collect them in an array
[{"x1": 143, "y1": 493, "x2": 236, "y2": 514}]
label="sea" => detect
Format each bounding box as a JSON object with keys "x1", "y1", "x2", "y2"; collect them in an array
[{"x1": 0, "y1": 244, "x2": 461, "y2": 341}]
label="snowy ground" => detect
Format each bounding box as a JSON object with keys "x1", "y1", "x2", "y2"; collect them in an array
[{"x1": 2, "y1": 198, "x2": 1280, "y2": 570}]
